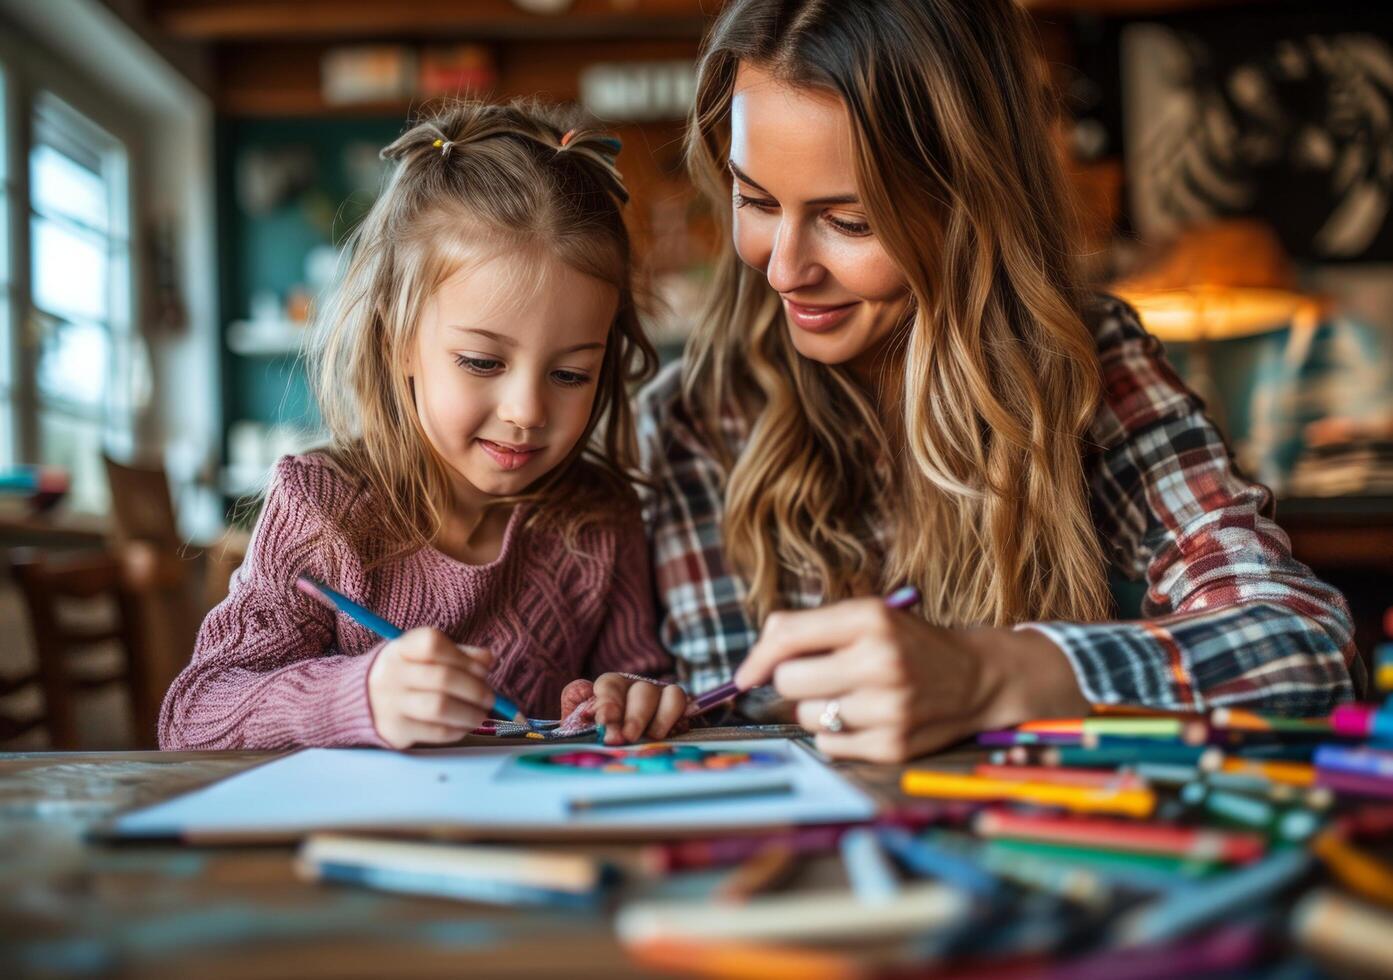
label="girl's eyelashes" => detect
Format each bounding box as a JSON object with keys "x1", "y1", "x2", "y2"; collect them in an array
[
  {"x1": 452, "y1": 353, "x2": 593, "y2": 388},
  {"x1": 453, "y1": 354, "x2": 503, "y2": 375},
  {"x1": 551, "y1": 370, "x2": 592, "y2": 388},
  {"x1": 732, "y1": 189, "x2": 872, "y2": 238}
]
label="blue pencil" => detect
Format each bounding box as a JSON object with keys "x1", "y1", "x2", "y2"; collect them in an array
[{"x1": 295, "y1": 574, "x2": 530, "y2": 729}]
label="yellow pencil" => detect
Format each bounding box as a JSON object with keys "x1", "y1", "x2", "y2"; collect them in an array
[{"x1": 901, "y1": 770, "x2": 1156, "y2": 818}]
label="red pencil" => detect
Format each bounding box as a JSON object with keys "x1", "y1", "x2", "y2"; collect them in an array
[{"x1": 973, "y1": 809, "x2": 1267, "y2": 864}]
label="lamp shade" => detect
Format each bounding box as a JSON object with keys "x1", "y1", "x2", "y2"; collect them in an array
[{"x1": 1111, "y1": 220, "x2": 1326, "y2": 342}]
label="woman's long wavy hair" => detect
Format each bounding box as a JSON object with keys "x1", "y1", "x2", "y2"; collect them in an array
[
  {"x1": 684, "y1": 0, "x2": 1111, "y2": 626},
  {"x1": 310, "y1": 99, "x2": 655, "y2": 566}
]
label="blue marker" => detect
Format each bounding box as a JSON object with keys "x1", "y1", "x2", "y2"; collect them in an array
[{"x1": 295, "y1": 575, "x2": 531, "y2": 729}]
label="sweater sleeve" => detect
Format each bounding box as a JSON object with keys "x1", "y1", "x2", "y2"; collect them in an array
[
  {"x1": 1021, "y1": 298, "x2": 1362, "y2": 714},
  {"x1": 586, "y1": 510, "x2": 677, "y2": 684},
  {"x1": 158, "y1": 457, "x2": 389, "y2": 750}
]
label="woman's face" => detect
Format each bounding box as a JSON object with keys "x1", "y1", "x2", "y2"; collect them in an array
[{"x1": 728, "y1": 62, "x2": 912, "y2": 371}]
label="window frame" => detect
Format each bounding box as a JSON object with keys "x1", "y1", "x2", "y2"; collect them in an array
[{"x1": 0, "y1": 27, "x2": 141, "y2": 499}]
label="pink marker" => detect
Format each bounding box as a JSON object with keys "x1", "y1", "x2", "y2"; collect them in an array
[{"x1": 1331, "y1": 703, "x2": 1393, "y2": 743}]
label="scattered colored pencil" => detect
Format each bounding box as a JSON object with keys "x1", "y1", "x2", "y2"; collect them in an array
[
  {"x1": 1295, "y1": 889, "x2": 1393, "y2": 977},
  {"x1": 615, "y1": 882, "x2": 969, "y2": 945},
  {"x1": 714, "y1": 846, "x2": 799, "y2": 904},
  {"x1": 974, "y1": 809, "x2": 1266, "y2": 864},
  {"x1": 1311, "y1": 830, "x2": 1393, "y2": 907},
  {"x1": 1330, "y1": 703, "x2": 1393, "y2": 742},
  {"x1": 1209, "y1": 707, "x2": 1332, "y2": 734},
  {"x1": 1111, "y1": 847, "x2": 1311, "y2": 946},
  {"x1": 971, "y1": 763, "x2": 1145, "y2": 790},
  {"x1": 839, "y1": 828, "x2": 900, "y2": 903},
  {"x1": 902, "y1": 770, "x2": 1156, "y2": 818}
]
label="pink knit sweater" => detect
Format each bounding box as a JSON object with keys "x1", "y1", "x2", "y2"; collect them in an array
[{"x1": 159, "y1": 454, "x2": 672, "y2": 750}]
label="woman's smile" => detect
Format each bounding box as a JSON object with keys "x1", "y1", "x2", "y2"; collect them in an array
[{"x1": 782, "y1": 297, "x2": 859, "y2": 333}]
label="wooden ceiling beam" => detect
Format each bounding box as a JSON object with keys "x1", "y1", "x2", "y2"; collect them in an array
[{"x1": 152, "y1": 0, "x2": 719, "y2": 41}]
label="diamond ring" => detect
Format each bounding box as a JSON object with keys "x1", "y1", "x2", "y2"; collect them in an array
[{"x1": 819, "y1": 699, "x2": 845, "y2": 733}]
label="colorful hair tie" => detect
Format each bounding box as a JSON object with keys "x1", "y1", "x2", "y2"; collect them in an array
[
  {"x1": 559, "y1": 129, "x2": 577, "y2": 148},
  {"x1": 432, "y1": 138, "x2": 443, "y2": 147},
  {"x1": 596, "y1": 136, "x2": 622, "y2": 155}
]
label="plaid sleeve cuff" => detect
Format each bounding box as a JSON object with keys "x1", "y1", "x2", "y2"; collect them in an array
[{"x1": 1020, "y1": 602, "x2": 1357, "y2": 715}]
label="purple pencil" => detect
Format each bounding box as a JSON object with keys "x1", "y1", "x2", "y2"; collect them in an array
[
  {"x1": 684, "y1": 585, "x2": 922, "y2": 720},
  {"x1": 976, "y1": 730, "x2": 1083, "y2": 747}
]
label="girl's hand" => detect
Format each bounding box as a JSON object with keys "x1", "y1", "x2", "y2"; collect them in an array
[
  {"x1": 732, "y1": 599, "x2": 1089, "y2": 763},
  {"x1": 591, "y1": 674, "x2": 689, "y2": 745},
  {"x1": 366, "y1": 627, "x2": 501, "y2": 749}
]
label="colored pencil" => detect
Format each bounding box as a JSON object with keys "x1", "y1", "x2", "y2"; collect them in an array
[
  {"x1": 614, "y1": 882, "x2": 969, "y2": 945},
  {"x1": 902, "y1": 770, "x2": 1156, "y2": 818},
  {"x1": 713, "y1": 846, "x2": 799, "y2": 903},
  {"x1": 569, "y1": 779, "x2": 796, "y2": 813},
  {"x1": 1312, "y1": 830, "x2": 1393, "y2": 907},
  {"x1": 1042, "y1": 744, "x2": 1214, "y2": 768},
  {"x1": 975, "y1": 730, "x2": 1081, "y2": 747},
  {"x1": 637, "y1": 802, "x2": 976, "y2": 873},
  {"x1": 296, "y1": 834, "x2": 604, "y2": 908},
  {"x1": 1330, "y1": 702, "x2": 1393, "y2": 742},
  {"x1": 295, "y1": 574, "x2": 530, "y2": 728},
  {"x1": 876, "y1": 827, "x2": 1001, "y2": 900},
  {"x1": 1336, "y1": 802, "x2": 1393, "y2": 839},
  {"x1": 683, "y1": 585, "x2": 921, "y2": 719},
  {"x1": 839, "y1": 828, "x2": 900, "y2": 903},
  {"x1": 981, "y1": 838, "x2": 1223, "y2": 886},
  {"x1": 1295, "y1": 889, "x2": 1393, "y2": 977},
  {"x1": 923, "y1": 829, "x2": 1118, "y2": 903},
  {"x1": 974, "y1": 809, "x2": 1266, "y2": 864},
  {"x1": 1132, "y1": 762, "x2": 1200, "y2": 786},
  {"x1": 1179, "y1": 784, "x2": 1319, "y2": 842},
  {"x1": 1208, "y1": 707, "x2": 1332, "y2": 734},
  {"x1": 1111, "y1": 847, "x2": 1311, "y2": 946},
  {"x1": 1315, "y1": 742, "x2": 1393, "y2": 779},
  {"x1": 1316, "y1": 768, "x2": 1393, "y2": 800},
  {"x1": 971, "y1": 763, "x2": 1145, "y2": 790},
  {"x1": 1212, "y1": 757, "x2": 1316, "y2": 786}
]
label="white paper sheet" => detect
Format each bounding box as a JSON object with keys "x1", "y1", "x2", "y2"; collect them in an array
[{"x1": 113, "y1": 739, "x2": 877, "y2": 839}]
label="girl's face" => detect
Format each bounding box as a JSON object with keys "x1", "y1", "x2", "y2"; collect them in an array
[
  {"x1": 409, "y1": 251, "x2": 616, "y2": 507},
  {"x1": 728, "y1": 62, "x2": 912, "y2": 372}
]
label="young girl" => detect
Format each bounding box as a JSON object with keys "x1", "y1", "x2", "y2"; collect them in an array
[{"x1": 160, "y1": 101, "x2": 688, "y2": 751}]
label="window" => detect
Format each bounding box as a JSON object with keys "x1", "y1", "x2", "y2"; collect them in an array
[
  {"x1": 27, "y1": 92, "x2": 131, "y2": 512},
  {"x1": 0, "y1": 65, "x2": 12, "y2": 469}
]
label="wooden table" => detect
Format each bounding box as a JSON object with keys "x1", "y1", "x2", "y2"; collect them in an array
[{"x1": 0, "y1": 731, "x2": 972, "y2": 979}]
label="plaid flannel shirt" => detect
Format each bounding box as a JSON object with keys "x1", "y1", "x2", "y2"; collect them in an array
[{"x1": 636, "y1": 294, "x2": 1362, "y2": 715}]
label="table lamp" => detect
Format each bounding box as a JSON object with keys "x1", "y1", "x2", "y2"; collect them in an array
[{"x1": 1111, "y1": 219, "x2": 1328, "y2": 434}]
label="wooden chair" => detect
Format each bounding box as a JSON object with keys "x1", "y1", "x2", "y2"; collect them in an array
[{"x1": 7, "y1": 548, "x2": 156, "y2": 749}]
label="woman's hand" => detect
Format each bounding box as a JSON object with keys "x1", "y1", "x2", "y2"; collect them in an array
[
  {"x1": 732, "y1": 598, "x2": 1089, "y2": 763},
  {"x1": 366, "y1": 627, "x2": 501, "y2": 749},
  {"x1": 588, "y1": 674, "x2": 689, "y2": 745}
]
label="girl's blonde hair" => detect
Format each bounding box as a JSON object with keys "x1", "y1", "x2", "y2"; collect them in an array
[
  {"x1": 685, "y1": 0, "x2": 1111, "y2": 626},
  {"x1": 310, "y1": 99, "x2": 655, "y2": 564}
]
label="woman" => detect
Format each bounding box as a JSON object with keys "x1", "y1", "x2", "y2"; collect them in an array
[{"x1": 637, "y1": 0, "x2": 1361, "y2": 762}]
